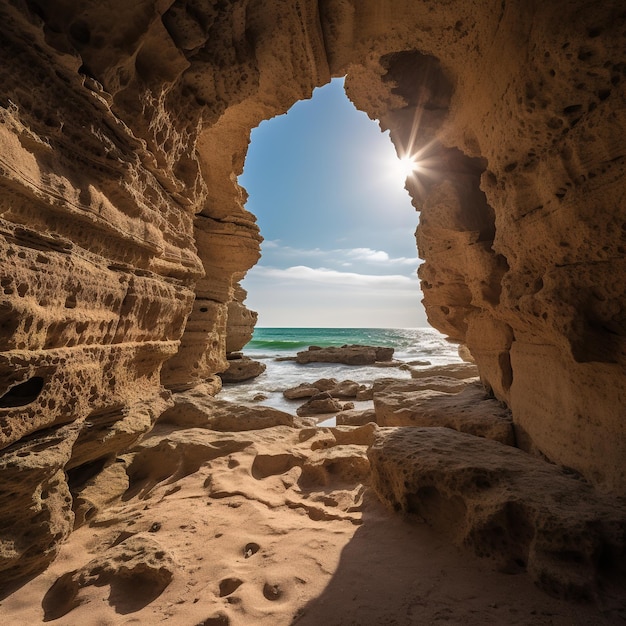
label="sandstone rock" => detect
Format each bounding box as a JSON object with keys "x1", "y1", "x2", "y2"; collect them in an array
[
  {"x1": 0, "y1": 422, "x2": 78, "y2": 584},
  {"x1": 300, "y1": 445, "x2": 370, "y2": 487},
  {"x1": 283, "y1": 383, "x2": 320, "y2": 400},
  {"x1": 159, "y1": 391, "x2": 294, "y2": 431},
  {"x1": 409, "y1": 362, "x2": 479, "y2": 380},
  {"x1": 71, "y1": 461, "x2": 130, "y2": 529},
  {"x1": 219, "y1": 355, "x2": 266, "y2": 383},
  {"x1": 41, "y1": 536, "x2": 175, "y2": 621},
  {"x1": 296, "y1": 392, "x2": 343, "y2": 417},
  {"x1": 341, "y1": 402, "x2": 355, "y2": 411},
  {"x1": 336, "y1": 409, "x2": 377, "y2": 427},
  {"x1": 284, "y1": 378, "x2": 362, "y2": 400},
  {"x1": 374, "y1": 383, "x2": 514, "y2": 445},
  {"x1": 328, "y1": 380, "x2": 362, "y2": 398},
  {"x1": 226, "y1": 285, "x2": 258, "y2": 354},
  {"x1": 296, "y1": 345, "x2": 394, "y2": 365},
  {"x1": 372, "y1": 376, "x2": 476, "y2": 395},
  {"x1": 126, "y1": 428, "x2": 256, "y2": 497},
  {"x1": 356, "y1": 387, "x2": 374, "y2": 401},
  {"x1": 458, "y1": 344, "x2": 474, "y2": 363},
  {"x1": 368, "y1": 427, "x2": 626, "y2": 601},
  {"x1": 309, "y1": 378, "x2": 339, "y2": 392}
]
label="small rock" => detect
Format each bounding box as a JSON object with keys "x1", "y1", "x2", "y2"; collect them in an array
[{"x1": 296, "y1": 392, "x2": 342, "y2": 416}]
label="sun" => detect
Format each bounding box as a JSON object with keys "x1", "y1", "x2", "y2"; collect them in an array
[{"x1": 391, "y1": 154, "x2": 421, "y2": 183}]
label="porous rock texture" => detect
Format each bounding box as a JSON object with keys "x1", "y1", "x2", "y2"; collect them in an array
[
  {"x1": 368, "y1": 427, "x2": 626, "y2": 603},
  {"x1": 0, "y1": 0, "x2": 624, "y2": 586},
  {"x1": 295, "y1": 345, "x2": 395, "y2": 365}
]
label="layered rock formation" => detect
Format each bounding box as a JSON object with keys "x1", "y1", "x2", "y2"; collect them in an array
[
  {"x1": 295, "y1": 345, "x2": 394, "y2": 365},
  {"x1": 0, "y1": 0, "x2": 624, "y2": 587}
]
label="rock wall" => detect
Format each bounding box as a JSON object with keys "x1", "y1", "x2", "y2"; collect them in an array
[{"x1": 0, "y1": 0, "x2": 624, "y2": 583}]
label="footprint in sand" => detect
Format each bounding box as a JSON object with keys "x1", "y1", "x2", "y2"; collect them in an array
[
  {"x1": 197, "y1": 613, "x2": 229, "y2": 625},
  {"x1": 219, "y1": 577, "x2": 243, "y2": 597},
  {"x1": 263, "y1": 583, "x2": 282, "y2": 601},
  {"x1": 243, "y1": 542, "x2": 260, "y2": 558}
]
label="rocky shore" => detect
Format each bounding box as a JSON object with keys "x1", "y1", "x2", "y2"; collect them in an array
[{"x1": 3, "y1": 356, "x2": 624, "y2": 625}]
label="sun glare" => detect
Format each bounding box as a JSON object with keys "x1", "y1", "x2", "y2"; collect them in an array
[
  {"x1": 399, "y1": 155, "x2": 420, "y2": 176},
  {"x1": 389, "y1": 154, "x2": 421, "y2": 184}
]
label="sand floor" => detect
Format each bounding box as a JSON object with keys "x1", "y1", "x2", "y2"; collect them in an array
[{"x1": 1, "y1": 422, "x2": 621, "y2": 625}]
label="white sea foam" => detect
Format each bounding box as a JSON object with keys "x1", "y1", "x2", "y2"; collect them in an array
[{"x1": 219, "y1": 327, "x2": 463, "y2": 413}]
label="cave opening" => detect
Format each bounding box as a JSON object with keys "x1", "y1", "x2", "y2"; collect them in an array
[
  {"x1": 217, "y1": 75, "x2": 470, "y2": 413},
  {"x1": 238, "y1": 77, "x2": 427, "y2": 329}
]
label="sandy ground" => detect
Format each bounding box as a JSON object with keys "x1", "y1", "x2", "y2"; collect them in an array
[{"x1": 0, "y1": 420, "x2": 621, "y2": 625}]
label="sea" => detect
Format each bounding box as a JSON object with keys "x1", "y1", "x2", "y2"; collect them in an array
[{"x1": 219, "y1": 327, "x2": 463, "y2": 420}]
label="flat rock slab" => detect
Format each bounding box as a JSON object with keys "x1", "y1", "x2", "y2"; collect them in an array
[
  {"x1": 159, "y1": 389, "x2": 295, "y2": 431},
  {"x1": 296, "y1": 345, "x2": 394, "y2": 365},
  {"x1": 283, "y1": 379, "x2": 364, "y2": 400},
  {"x1": 336, "y1": 408, "x2": 377, "y2": 427},
  {"x1": 368, "y1": 427, "x2": 626, "y2": 603},
  {"x1": 374, "y1": 383, "x2": 514, "y2": 445},
  {"x1": 409, "y1": 362, "x2": 479, "y2": 380}
]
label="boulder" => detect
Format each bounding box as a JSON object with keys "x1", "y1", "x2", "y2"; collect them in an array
[
  {"x1": 296, "y1": 392, "x2": 343, "y2": 417},
  {"x1": 328, "y1": 380, "x2": 362, "y2": 398},
  {"x1": 283, "y1": 383, "x2": 320, "y2": 400},
  {"x1": 336, "y1": 408, "x2": 376, "y2": 426},
  {"x1": 368, "y1": 427, "x2": 626, "y2": 602},
  {"x1": 374, "y1": 382, "x2": 514, "y2": 445},
  {"x1": 219, "y1": 355, "x2": 266, "y2": 383},
  {"x1": 283, "y1": 378, "x2": 363, "y2": 400},
  {"x1": 295, "y1": 345, "x2": 394, "y2": 365},
  {"x1": 159, "y1": 389, "x2": 294, "y2": 431}
]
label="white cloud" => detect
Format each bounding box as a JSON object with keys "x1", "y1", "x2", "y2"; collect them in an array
[
  {"x1": 242, "y1": 264, "x2": 426, "y2": 327},
  {"x1": 346, "y1": 248, "x2": 390, "y2": 262},
  {"x1": 252, "y1": 265, "x2": 416, "y2": 288},
  {"x1": 260, "y1": 242, "x2": 420, "y2": 271}
]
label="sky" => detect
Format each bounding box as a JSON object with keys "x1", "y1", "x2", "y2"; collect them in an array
[{"x1": 239, "y1": 77, "x2": 428, "y2": 328}]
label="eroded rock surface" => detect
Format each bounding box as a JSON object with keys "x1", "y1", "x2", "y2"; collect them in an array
[
  {"x1": 0, "y1": 0, "x2": 624, "y2": 588},
  {"x1": 218, "y1": 354, "x2": 266, "y2": 383},
  {"x1": 296, "y1": 345, "x2": 394, "y2": 365},
  {"x1": 158, "y1": 388, "x2": 295, "y2": 431},
  {"x1": 368, "y1": 427, "x2": 626, "y2": 602},
  {"x1": 374, "y1": 383, "x2": 515, "y2": 445}
]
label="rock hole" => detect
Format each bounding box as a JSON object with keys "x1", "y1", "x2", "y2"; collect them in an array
[
  {"x1": 563, "y1": 104, "x2": 583, "y2": 114},
  {"x1": 0, "y1": 376, "x2": 45, "y2": 408},
  {"x1": 199, "y1": 307, "x2": 208, "y2": 313},
  {"x1": 64, "y1": 294, "x2": 77, "y2": 309},
  {"x1": 243, "y1": 542, "x2": 260, "y2": 558}
]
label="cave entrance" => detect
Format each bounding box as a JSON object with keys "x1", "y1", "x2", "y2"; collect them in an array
[
  {"x1": 238, "y1": 77, "x2": 426, "y2": 329},
  {"x1": 218, "y1": 76, "x2": 468, "y2": 411}
]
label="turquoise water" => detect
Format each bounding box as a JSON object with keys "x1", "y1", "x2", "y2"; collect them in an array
[
  {"x1": 245, "y1": 327, "x2": 459, "y2": 362},
  {"x1": 220, "y1": 327, "x2": 463, "y2": 415}
]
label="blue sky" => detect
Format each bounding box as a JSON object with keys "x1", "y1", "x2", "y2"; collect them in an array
[{"x1": 239, "y1": 78, "x2": 427, "y2": 328}]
